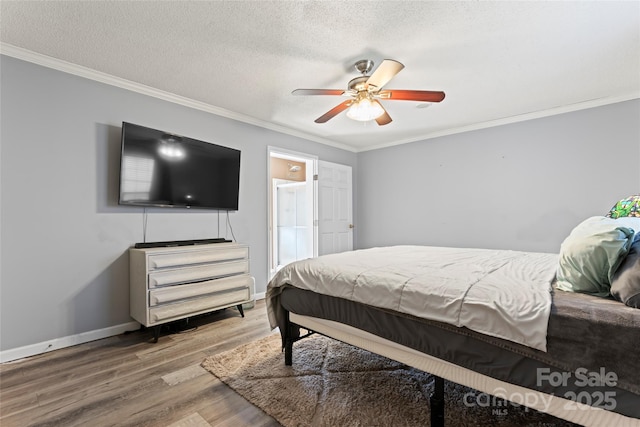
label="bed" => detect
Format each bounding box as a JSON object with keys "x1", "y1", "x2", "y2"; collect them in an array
[{"x1": 266, "y1": 240, "x2": 640, "y2": 427}]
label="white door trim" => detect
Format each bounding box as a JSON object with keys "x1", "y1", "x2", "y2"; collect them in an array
[{"x1": 267, "y1": 147, "x2": 318, "y2": 279}]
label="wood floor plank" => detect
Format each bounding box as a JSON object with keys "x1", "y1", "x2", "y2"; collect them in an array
[
  {"x1": 168, "y1": 412, "x2": 212, "y2": 427},
  {"x1": 0, "y1": 300, "x2": 280, "y2": 427},
  {"x1": 162, "y1": 364, "x2": 209, "y2": 386}
]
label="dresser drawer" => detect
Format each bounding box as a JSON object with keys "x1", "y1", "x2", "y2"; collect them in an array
[
  {"x1": 148, "y1": 246, "x2": 249, "y2": 270},
  {"x1": 149, "y1": 274, "x2": 253, "y2": 306},
  {"x1": 149, "y1": 288, "x2": 251, "y2": 324},
  {"x1": 148, "y1": 260, "x2": 249, "y2": 288}
]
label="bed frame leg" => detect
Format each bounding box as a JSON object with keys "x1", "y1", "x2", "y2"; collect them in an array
[
  {"x1": 282, "y1": 311, "x2": 314, "y2": 366},
  {"x1": 284, "y1": 312, "x2": 294, "y2": 366},
  {"x1": 430, "y1": 376, "x2": 445, "y2": 427},
  {"x1": 284, "y1": 338, "x2": 293, "y2": 366}
]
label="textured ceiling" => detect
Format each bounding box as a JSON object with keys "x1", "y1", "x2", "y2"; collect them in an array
[{"x1": 2, "y1": 1, "x2": 639, "y2": 152}]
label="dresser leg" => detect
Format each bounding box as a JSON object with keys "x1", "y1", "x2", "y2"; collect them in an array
[
  {"x1": 152, "y1": 325, "x2": 161, "y2": 343},
  {"x1": 236, "y1": 304, "x2": 245, "y2": 317}
]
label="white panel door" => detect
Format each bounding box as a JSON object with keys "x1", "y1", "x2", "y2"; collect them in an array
[{"x1": 318, "y1": 160, "x2": 353, "y2": 255}]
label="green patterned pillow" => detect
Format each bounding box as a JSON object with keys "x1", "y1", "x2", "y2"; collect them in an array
[{"x1": 606, "y1": 194, "x2": 640, "y2": 219}]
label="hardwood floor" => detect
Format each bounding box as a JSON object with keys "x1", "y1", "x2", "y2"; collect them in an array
[{"x1": 0, "y1": 300, "x2": 282, "y2": 427}]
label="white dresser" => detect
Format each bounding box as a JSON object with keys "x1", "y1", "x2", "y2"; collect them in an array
[{"x1": 129, "y1": 242, "x2": 254, "y2": 341}]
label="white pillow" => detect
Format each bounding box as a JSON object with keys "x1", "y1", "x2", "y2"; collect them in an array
[{"x1": 556, "y1": 216, "x2": 634, "y2": 297}]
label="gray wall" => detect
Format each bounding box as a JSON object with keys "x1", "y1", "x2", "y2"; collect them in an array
[
  {"x1": 0, "y1": 56, "x2": 357, "y2": 352},
  {"x1": 357, "y1": 99, "x2": 640, "y2": 253}
]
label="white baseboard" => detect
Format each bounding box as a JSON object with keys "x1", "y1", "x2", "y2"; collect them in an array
[
  {"x1": 0, "y1": 321, "x2": 140, "y2": 363},
  {"x1": 1, "y1": 294, "x2": 268, "y2": 363}
]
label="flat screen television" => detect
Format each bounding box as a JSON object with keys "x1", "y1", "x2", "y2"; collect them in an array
[{"x1": 118, "y1": 122, "x2": 241, "y2": 210}]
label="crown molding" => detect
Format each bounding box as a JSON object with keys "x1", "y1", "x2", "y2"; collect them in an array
[
  {"x1": 0, "y1": 43, "x2": 357, "y2": 153},
  {"x1": 2, "y1": 43, "x2": 637, "y2": 154},
  {"x1": 360, "y1": 93, "x2": 640, "y2": 152}
]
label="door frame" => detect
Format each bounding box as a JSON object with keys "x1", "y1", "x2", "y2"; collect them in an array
[{"x1": 267, "y1": 146, "x2": 318, "y2": 279}]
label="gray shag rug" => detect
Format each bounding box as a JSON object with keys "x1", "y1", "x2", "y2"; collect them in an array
[{"x1": 202, "y1": 333, "x2": 580, "y2": 427}]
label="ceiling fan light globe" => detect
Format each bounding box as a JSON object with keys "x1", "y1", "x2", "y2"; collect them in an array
[{"x1": 346, "y1": 98, "x2": 384, "y2": 121}]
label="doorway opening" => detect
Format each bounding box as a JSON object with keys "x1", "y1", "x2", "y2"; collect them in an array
[{"x1": 268, "y1": 148, "x2": 317, "y2": 279}]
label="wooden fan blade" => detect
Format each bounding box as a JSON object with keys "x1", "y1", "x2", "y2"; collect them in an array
[
  {"x1": 366, "y1": 59, "x2": 404, "y2": 89},
  {"x1": 315, "y1": 100, "x2": 353, "y2": 123},
  {"x1": 292, "y1": 89, "x2": 345, "y2": 96},
  {"x1": 378, "y1": 90, "x2": 445, "y2": 102},
  {"x1": 374, "y1": 101, "x2": 392, "y2": 126}
]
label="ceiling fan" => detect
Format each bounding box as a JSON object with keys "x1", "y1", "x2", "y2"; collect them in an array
[{"x1": 292, "y1": 59, "x2": 445, "y2": 126}]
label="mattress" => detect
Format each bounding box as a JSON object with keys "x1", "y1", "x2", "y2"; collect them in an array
[
  {"x1": 279, "y1": 285, "x2": 640, "y2": 420},
  {"x1": 269, "y1": 245, "x2": 558, "y2": 351}
]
